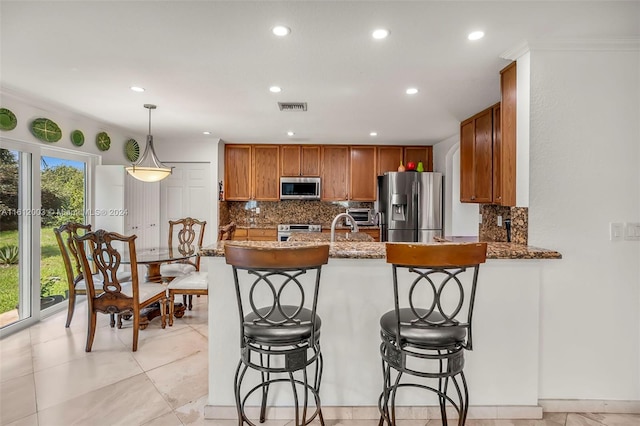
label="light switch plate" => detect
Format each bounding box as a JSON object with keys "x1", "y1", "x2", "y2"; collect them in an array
[
  {"x1": 624, "y1": 222, "x2": 640, "y2": 240},
  {"x1": 610, "y1": 222, "x2": 623, "y2": 241},
  {"x1": 497, "y1": 215, "x2": 502, "y2": 227},
  {"x1": 478, "y1": 214, "x2": 483, "y2": 224}
]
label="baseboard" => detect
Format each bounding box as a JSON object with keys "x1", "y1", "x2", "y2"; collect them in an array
[
  {"x1": 539, "y1": 399, "x2": 640, "y2": 414},
  {"x1": 204, "y1": 405, "x2": 543, "y2": 420}
]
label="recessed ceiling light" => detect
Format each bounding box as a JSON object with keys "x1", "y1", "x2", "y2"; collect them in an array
[
  {"x1": 203, "y1": 131, "x2": 211, "y2": 135},
  {"x1": 372, "y1": 29, "x2": 390, "y2": 40},
  {"x1": 406, "y1": 88, "x2": 419, "y2": 95},
  {"x1": 468, "y1": 31, "x2": 485, "y2": 41},
  {"x1": 130, "y1": 86, "x2": 145, "y2": 92},
  {"x1": 370, "y1": 132, "x2": 378, "y2": 137},
  {"x1": 287, "y1": 131, "x2": 295, "y2": 136},
  {"x1": 269, "y1": 86, "x2": 282, "y2": 93},
  {"x1": 272, "y1": 26, "x2": 291, "y2": 36}
]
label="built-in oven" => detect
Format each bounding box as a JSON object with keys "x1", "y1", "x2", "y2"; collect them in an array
[{"x1": 277, "y1": 224, "x2": 322, "y2": 241}]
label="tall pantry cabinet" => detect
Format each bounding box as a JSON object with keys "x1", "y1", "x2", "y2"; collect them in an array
[{"x1": 94, "y1": 165, "x2": 160, "y2": 250}]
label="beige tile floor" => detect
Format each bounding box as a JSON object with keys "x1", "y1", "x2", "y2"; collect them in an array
[{"x1": 1, "y1": 297, "x2": 639, "y2": 426}]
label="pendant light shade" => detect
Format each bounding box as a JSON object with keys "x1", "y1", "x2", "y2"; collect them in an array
[{"x1": 126, "y1": 104, "x2": 172, "y2": 182}]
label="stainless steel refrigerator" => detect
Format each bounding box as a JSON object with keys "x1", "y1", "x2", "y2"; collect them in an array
[{"x1": 378, "y1": 172, "x2": 443, "y2": 242}]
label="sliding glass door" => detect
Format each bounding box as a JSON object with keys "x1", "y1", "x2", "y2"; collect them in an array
[
  {"x1": 0, "y1": 146, "x2": 36, "y2": 328},
  {"x1": 0, "y1": 140, "x2": 94, "y2": 335}
]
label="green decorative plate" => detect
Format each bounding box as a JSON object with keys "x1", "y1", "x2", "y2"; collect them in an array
[
  {"x1": 30, "y1": 118, "x2": 62, "y2": 142},
  {"x1": 96, "y1": 132, "x2": 111, "y2": 151},
  {"x1": 125, "y1": 138, "x2": 140, "y2": 162},
  {"x1": 0, "y1": 108, "x2": 17, "y2": 131},
  {"x1": 70, "y1": 130, "x2": 85, "y2": 146}
]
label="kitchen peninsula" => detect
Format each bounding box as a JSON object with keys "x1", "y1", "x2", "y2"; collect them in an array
[{"x1": 202, "y1": 240, "x2": 561, "y2": 420}]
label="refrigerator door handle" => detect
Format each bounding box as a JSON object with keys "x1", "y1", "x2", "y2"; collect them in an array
[{"x1": 413, "y1": 179, "x2": 420, "y2": 242}]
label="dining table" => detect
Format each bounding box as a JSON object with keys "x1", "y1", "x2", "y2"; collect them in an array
[{"x1": 119, "y1": 247, "x2": 197, "y2": 328}]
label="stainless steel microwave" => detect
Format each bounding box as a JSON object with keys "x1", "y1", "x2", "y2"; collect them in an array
[{"x1": 280, "y1": 177, "x2": 321, "y2": 200}]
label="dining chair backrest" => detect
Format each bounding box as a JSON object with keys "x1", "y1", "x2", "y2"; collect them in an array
[
  {"x1": 168, "y1": 217, "x2": 206, "y2": 269},
  {"x1": 74, "y1": 230, "x2": 140, "y2": 310},
  {"x1": 53, "y1": 222, "x2": 93, "y2": 287}
]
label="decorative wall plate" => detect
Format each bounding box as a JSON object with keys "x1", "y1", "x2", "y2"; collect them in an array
[
  {"x1": 0, "y1": 108, "x2": 17, "y2": 131},
  {"x1": 30, "y1": 118, "x2": 62, "y2": 142},
  {"x1": 70, "y1": 130, "x2": 85, "y2": 146},
  {"x1": 125, "y1": 138, "x2": 140, "y2": 162},
  {"x1": 96, "y1": 132, "x2": 111, "y2": 151}
]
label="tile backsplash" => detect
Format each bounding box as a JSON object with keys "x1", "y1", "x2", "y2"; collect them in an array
[
  {"x1": 479, "y1": 204, "x2": 528, "y2": 245},
  {"x1": 220, "y1": 200, "x2": 374, "y2": 227}
]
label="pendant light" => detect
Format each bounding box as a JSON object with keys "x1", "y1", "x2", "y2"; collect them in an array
[{"x1": 126, "y1": 104, "x2": 172, "y2": 182}]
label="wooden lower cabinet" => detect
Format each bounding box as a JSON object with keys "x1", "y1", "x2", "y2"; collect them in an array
[{"x1": 231, "y1": 228, "x2": 277, "y2": 241}]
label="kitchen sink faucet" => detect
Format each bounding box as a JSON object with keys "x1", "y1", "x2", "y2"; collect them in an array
[{"x1": 330, "y1": 213, "x2": 359, "y2": 242}]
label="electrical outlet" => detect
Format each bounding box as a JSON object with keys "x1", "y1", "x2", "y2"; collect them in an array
[
  {"x1": 478, "y1": 214, "x2": 483, "y2": 224},
  {"x1": 610, "y1": 222, "x2": 624, "y2": 241},
  {"x1": 255, "y1": 207, "x2": 261, "y2": 215},
  {"x1": 497, "y1": 215, "x2": 502, "y2": 227},
  {"x1": 624, "y1": 222, "x2": 640, "y2": 241}
]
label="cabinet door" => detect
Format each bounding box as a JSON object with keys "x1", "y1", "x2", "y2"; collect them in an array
[
  {"x1": 460, "y1": 108, "x2": 493, "y2": 203},
  {"x1": 459, "y1": 121, "x2": 476, "y2": 202},
  {"x1": 300, "y1": 146, "x2": 320, "y2": 176},
  {"x1": 499, "y1": 62, "x2": 517, "y2": 206},
  {"x1": 321, "y1": 146, "x2": 349, "y2": 200},
  {"x1": 350, "y1": 146, "x2": 377, "y2": 201},
  {"x1": 247, "y1": 228, "x2": 277, "y2": 241},
  {"x1": 377, "y1": 146, "x2": 404, "y2": 175},
  {"x1": 225, "y1": 145, "x2": 252, "y2": 200},
  {"x1": 404, "y1": 146, "x2": 433, "y2": 172},
  {"x1": 252, "y1": 145, "x2": 280, "y2": 200},
  {"x1": 280, "y1": 145, "x2": 301, "y2": 176},
  {"x1": 492, "y1": 104, "x2": 503, "y2": 204},
  {"x1": 472, "y1": 109, "x2": 494, "y2": 203}
]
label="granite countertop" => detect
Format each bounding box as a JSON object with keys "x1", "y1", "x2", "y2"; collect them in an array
[
  {"x1": 200, "y1": 239, "x2": 562, "y2": 260},
  {"x1": 288, "y1": 231, "x2": 374, "y2": 242}
]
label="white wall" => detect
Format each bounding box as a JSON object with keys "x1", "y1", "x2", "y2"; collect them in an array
[{"x1": 529, "y1": 46, "x2": 640, "y2": 399}]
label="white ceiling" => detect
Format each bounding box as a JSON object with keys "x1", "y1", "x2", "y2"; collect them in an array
[{"x1": 1, "y1": 1, "x2": 638, "y2": 145}]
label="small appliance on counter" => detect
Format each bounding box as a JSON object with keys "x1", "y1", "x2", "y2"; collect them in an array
[
  {"x1": 345, "y1": 208, "x2": 375, "y2": 226},
  {"x1": 378, "y1": 171, "x2": 443, "y2": 242}
]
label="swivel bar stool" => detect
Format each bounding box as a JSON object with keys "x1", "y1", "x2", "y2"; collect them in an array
[
  {"x1": 379, "y1": 242, "x2": 487, "y2": 426},
  {"x1": 225, "y1": 243, "x2": 330, "y2": 426}
]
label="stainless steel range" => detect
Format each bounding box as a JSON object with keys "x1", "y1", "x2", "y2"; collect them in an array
[{"x1": 277, "y1": 224, "x2": 322, "y2": 241}]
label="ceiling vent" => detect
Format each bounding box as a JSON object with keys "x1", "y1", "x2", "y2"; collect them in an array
[{"x1": 278, "y1": 102, "x2": 307, "y2": 111}]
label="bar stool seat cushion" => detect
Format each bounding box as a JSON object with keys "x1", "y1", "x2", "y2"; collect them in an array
[
  {"x1": 380, "y1": 308, "x2": 466, "y2": 347},
  {"x1": 160, "y1": 263, "x2": 196, "y2": 277},
  {"x1": 244, "y1": 305, "x2": 321, "y2": 344}
]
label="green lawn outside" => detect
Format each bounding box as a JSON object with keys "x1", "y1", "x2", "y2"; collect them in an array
[{"x1": 0, "y1": 227, "x2": 68, "y2": 314}]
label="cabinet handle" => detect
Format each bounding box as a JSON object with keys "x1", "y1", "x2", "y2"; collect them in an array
[{"x1": 471, "y1": 196, "x2": 476, "y2": 200}]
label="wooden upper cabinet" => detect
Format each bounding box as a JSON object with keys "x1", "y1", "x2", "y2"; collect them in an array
[
  {"x1": 252, "y1": 145, "x2": 280, "y2": 200},
  {"x1": 225, "y1": 145, "x2": 252, "y2": 200},
  {"x1": 404, "y1": 146, "x2": 433, "y2": 172},
  {"x1": 224, "y1": 144, "x2": 279, "y2": 201},
  {"x1": 321, "y1": 146, "x2": 349, "y2": 200},
  {"x1": 492, "y1": 104, "x2": 503, "y2": 204},
  {"x1": 281, "y1": 145, "x2": 320, "y2": 176},
  {"x1": 499, "y1": 62, "x2": 517, "y2": 206},
  {"x1": 459, "y1": 106, "x2": 494, "y2": 203},
  {"x1": 377, "y1": 146, "x2": 404, "y2": 176},
  {"x1": 350, "y1": 146, "x2": 377, "y2": 201}
]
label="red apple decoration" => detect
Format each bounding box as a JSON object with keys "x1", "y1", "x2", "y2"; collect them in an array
[{"x1": 406, "y1": 161, "x2": 416, "y2": 171}]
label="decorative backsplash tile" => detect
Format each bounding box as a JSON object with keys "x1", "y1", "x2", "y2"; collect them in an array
[
  {"x1": 479, "y1": 204, "x2": 528, "y2": 245},
  {"x1": 221, "y1": 200, "x2": 374, "y2": 227}
]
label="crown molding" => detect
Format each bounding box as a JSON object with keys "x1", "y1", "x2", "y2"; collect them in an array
[{"x1": 502, "y1": 38, "x2": 640, "y2": 60}]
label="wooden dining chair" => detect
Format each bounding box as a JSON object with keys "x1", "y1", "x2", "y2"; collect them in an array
[
  {"x1": 74, "y1": 230, "x2": 167, "y2": 352},
  {"x1": 53, "y1": 222, "x2": 131, "y2": 328},
  {"x1": 160, "y1": 217, "x2": 206, "y2": 310}
]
